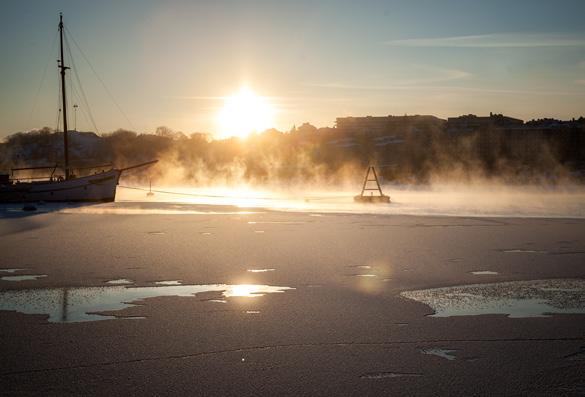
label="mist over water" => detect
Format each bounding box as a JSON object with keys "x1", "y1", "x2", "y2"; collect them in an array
[{"x1": 110, "y1": 182, "x2": 585, "y2": 218}]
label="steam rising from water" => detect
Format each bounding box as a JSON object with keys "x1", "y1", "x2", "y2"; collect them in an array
[{"x1": 102, "y1": 183, "x2": 585, "y2": 218}]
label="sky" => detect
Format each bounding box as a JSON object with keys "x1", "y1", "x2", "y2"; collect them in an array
[{"x1": 1, "y1": 0, "x2": 584, "y2": 138}]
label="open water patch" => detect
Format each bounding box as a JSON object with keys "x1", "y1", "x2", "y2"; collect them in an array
[
  {"x1": 401, "y1": 279, "x2": 585, "y2": 318},
  {"x1": 0, "y1": 283, "x2": 293, "y2": 323}
]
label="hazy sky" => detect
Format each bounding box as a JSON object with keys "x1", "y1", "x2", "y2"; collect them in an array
[{"x1": 1, "y1": 0, "x2": 584, "y2": 138}]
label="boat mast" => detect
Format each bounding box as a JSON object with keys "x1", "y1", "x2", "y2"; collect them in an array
[{"x1": 58, "y1": 13, "x2": 70, "y2": 180}]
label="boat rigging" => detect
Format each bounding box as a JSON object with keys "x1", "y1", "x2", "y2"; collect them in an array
[{"x1": 0, "y1": 14, "x2": 157, "y2": 203}]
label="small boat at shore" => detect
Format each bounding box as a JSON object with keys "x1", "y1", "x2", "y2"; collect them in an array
[{"x1": 0, "y1": 14, "x2": 156, "y2": 203}]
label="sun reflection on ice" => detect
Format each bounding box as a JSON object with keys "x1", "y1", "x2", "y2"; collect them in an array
[{"x1": 225, "y1": 284, "x2": 288, "y2": 297}]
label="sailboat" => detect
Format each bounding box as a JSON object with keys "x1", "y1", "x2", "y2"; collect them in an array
[{"x1": 0, "y1": 14, "x2": 156, "y2": 203}]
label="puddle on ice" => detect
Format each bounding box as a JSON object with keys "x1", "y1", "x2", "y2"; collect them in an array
[
  {"x1": 470, "y1": 271, "x2": 499, "y2": 275},
  {"x1": 247, "y1": 269, "x2": 275, "y2": 273},
  {"x1": 106, "y1": 279, "x2": 134, "y2": 285},
  {"x1": 1, "y1": 275, "x2": 47, "y2": 282},
  {"x1": 420, "y1": 348, "x2": 458, "y2": 360},
  {"x1": 361, "y1": 372, "x2": 422, "y2": 379},
  {"x1": 0, "y1": 283, "x2": 293, "y2": 323},
  {"x1": 401, "y1": 279, "x2": 585, "y2": 318},
  {"x1": 0, "y1": 269, "x2": 28, "y2": 273}
]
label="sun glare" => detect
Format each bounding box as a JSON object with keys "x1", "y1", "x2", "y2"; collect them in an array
[{"x1": 217, "y1": 87, "x2": 275, "y2": 139}]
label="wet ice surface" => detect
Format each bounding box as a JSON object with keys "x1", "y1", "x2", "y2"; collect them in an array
[
  {"x1": 0, "y1": 284, "x2": 293, "y2": 323},
  {"x1": 421, "y1": 348, "x2": 458, "y2": 360},
  {"x1": 154, "y1": 280, "x2": 182, "y2": 285},
  {"x1": 106, "y1": 279, "x2": 134, "y2": 285},
  {"x1": 1, "y1": 274, "x2": 47, "y2": 282},
  {"x1": 401, "y1": 279, "x2": 585, "y2": 318},
  {"x1": 470, "y1": 271, "x2": 499, "y2": 275}
]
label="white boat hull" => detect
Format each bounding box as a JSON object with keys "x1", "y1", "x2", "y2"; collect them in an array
[{"x1": 0, "y1": 170, "x2": 121, "y2": 203}]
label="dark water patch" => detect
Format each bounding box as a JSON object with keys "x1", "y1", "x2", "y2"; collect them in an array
[
  {"x1": 0, "y1": 283, "x2": 293, "y2": 323},
  {"x1": 401, "y1": 279, "x2": 585, "y2": 318}
]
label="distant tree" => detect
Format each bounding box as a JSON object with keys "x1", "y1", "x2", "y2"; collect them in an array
[{"x1": 297, "y1": 122, "x2": 317, "y2": 135}]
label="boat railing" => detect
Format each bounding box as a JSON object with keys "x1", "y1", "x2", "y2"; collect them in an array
[{"x1": 9, "y1": 163, "x2": 113, "y2": 183}]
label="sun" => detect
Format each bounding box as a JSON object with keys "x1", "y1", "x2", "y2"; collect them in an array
[{"x1": 217, "y1": 87, "x2": 275, "y2": 139}]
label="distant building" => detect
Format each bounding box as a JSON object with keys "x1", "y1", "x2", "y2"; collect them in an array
[
  {"x1": 335, "y1": 115, "x2": 445, "y2": 135},
  {"x1": 446, "y1": 113, "x2": 523, "y2": 135}
]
